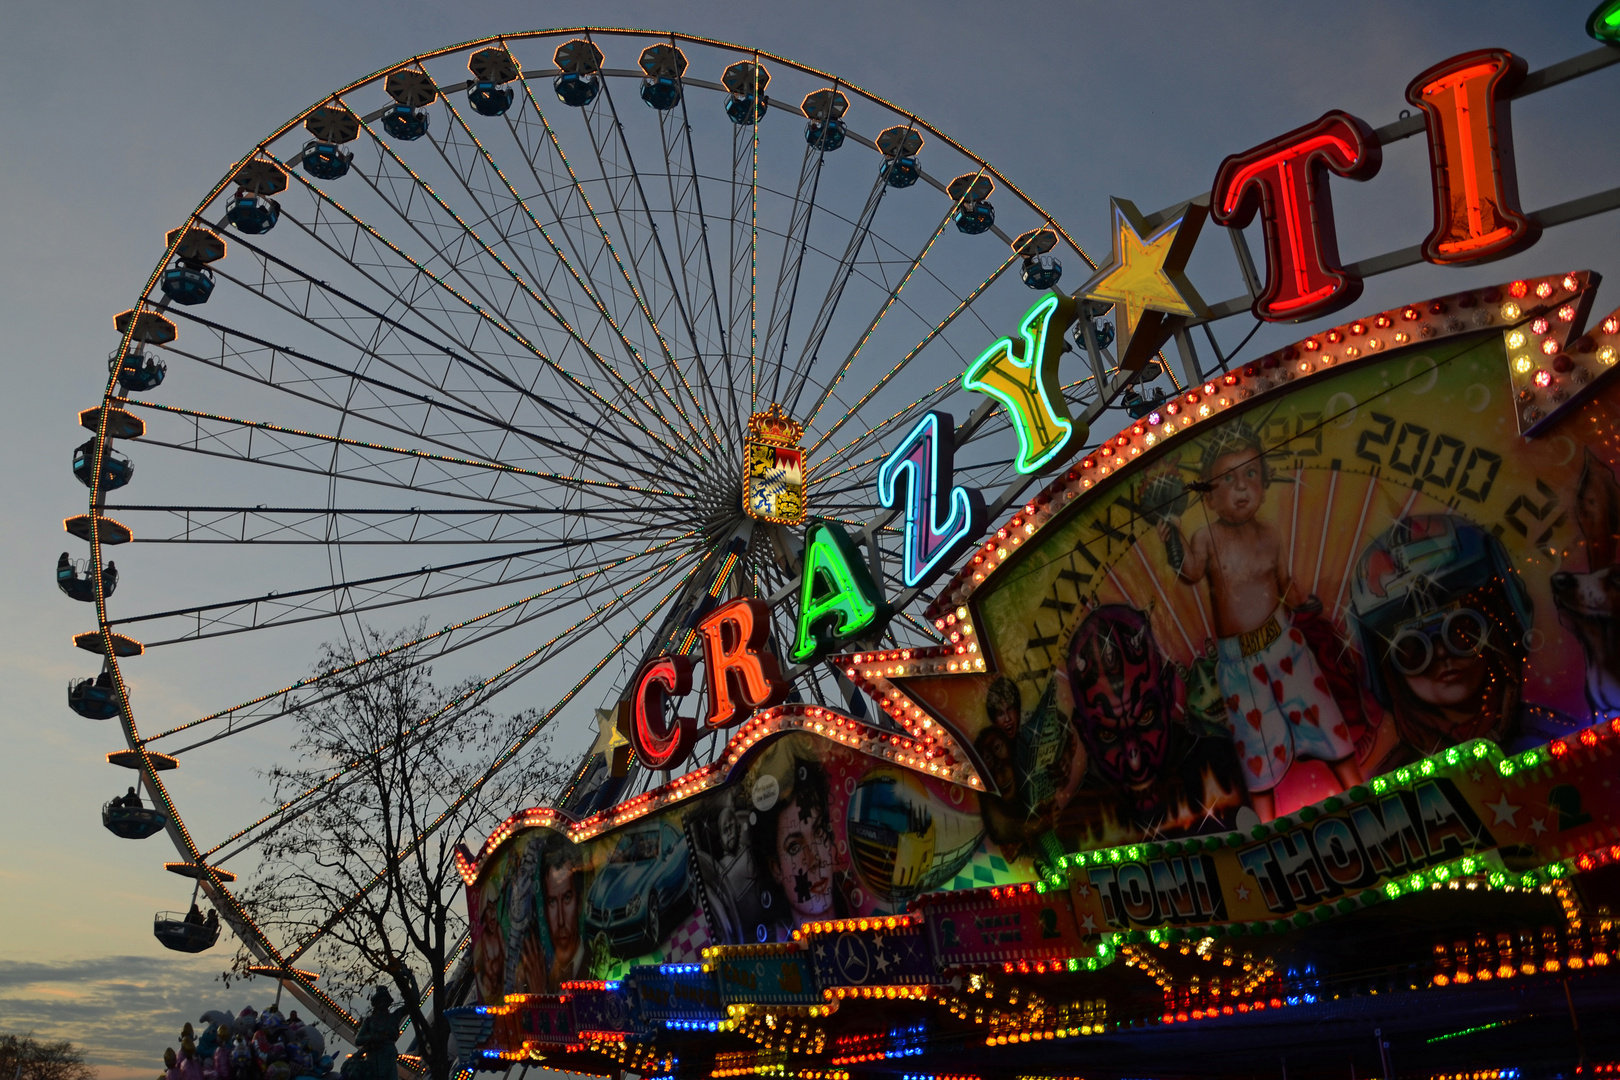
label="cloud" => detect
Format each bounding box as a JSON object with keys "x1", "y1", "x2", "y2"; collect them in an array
[{"x1": 0, "y1": 955, "x2": 290, "y2": 1078}]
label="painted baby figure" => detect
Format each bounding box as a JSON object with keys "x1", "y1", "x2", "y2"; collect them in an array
[{"x1": 1156, "y1": 423, "x2": 1361, "y2": 820}]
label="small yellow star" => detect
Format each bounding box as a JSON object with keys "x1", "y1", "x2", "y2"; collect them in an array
[
  {"x1": 1079, "y1": 198, "x2": 1209, "y2": 371},
  {"x1": 589, "y1": 705, "x2": 633, "y2": 776}
]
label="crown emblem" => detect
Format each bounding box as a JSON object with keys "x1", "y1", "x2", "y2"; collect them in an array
[
  {"x1": 747, "y1": 403, "x2": 804, "y2": 447},
  {"x1": 742, "y1": 404, "x2": 807, "y2": 525}
]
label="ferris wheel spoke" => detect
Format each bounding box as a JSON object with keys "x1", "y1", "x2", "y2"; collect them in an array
[
  {"x1": 797, "y1": 189, "x2": 967, "y2": 433},
  {"x1": 779, "y1": 172, "x2": 886, "y2": 418},
  {"x1": 144, "y1": 557, "x2": 697, "y2": 768},
  {"x1": 112, "y1": 525, "x2": 690, "y2": 647},
  {"x1": 106, "y1": 503, "x2": 659, "y2": 545},
  {"x1": 127, "y1": 398, "x2": 691, "y2": 505},
  {"x1": 336, "y1": 117, "x2": 707, "y2": 466},
  {"x1": 727, "y1": 105, "x2": 761, "y2": 408},
  {"x1": 574, "y1": 80, "x2": 722, "y2": 450},
  {"x1": 279, "y1": 558, "x2": 700, "y2": 963},
  {"x1": 156, "y1": 546, "x2": 698, "y2": 766},
  {"x1": 264, "y1": 162, "x2": 694, "y2": 467},
  {"x1": 225, "y1": 225, "x2": 666, "y2": 468},
  {"x1": 761, "y1": 139, "x2": 827, "y2": 406},
  {"x1": 807, "y1": 253, "x2": 1017, "y2": 458},
  {"x1": 585, "y1": 74, "x2": 727, "y2": 453},
  {"x1": 661, "y1": 96, "x2": 735, "y2": 442},
  {"x1": 216, "y1": 236, "x2": 701, "y2": 488},
  {"x1": 482, "y1": 78, "x2": 714, "y2": 462},
  {"x1": 809, "y1": 375, "x2": 962, "y2": 483},
  {"x1": 420, "y1": 86, "x2": 721, "y2": 464},
  {"x1": 892, "y1": 607, "x2": 946, "y2": 645},
  {"x1": 160, "y1": 307, "x2": 689, "y2": 490}
]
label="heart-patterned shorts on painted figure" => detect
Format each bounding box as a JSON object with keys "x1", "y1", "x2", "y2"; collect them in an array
[{"x1": 1215, "y1": 606, "x2": 1356, "y2": 792}]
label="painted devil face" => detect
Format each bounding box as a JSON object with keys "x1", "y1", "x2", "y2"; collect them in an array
[{"x1": 1067, "y1": 606, "x2": 1176, "y2": 791}]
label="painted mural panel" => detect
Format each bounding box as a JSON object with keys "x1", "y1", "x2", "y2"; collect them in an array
[
  {"x1": 470, "y1": 732, "x2": 1024, "y2": 998},
  {"x1": 685, "y1": 732, "x2": 988, "y2": 946},
  {"x1": 952, "y1": 328, "x2": 1611, "y2": 848},
  {"x1": 471, "y1": 828, "x2": 594, "y2": 999}
]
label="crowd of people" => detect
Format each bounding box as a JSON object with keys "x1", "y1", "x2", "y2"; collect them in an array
[{"x1": 161, "y1": 1006, "x2": 332, "y2": 1080}]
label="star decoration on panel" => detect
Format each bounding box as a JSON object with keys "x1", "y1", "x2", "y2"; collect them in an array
[{"x1": 1078, "y1": 197, "x2": 1209, "y2": 372}]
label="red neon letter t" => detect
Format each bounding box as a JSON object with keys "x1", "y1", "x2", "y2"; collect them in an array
[{"x1": 1211, "y1": 111, "x2": 1382, "y2": 322}]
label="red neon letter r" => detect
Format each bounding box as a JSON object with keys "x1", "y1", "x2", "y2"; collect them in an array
[
  {"x1": 1407, "y1": 49, "x2": 1538, "y2": 265},
  {"x1": 1211, "y1": 110, "x2": 1382, "y2": 322},
  {"x1": 699, "y1": 598, "x2": 788, "y2": 729}
]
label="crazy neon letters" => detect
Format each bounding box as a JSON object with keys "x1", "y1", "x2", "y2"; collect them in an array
[
  {"x1": 791, "y1": 520, "x2": 890, "y2": 663},
  {"x1": 961, "y1": 293, "x2": 1086, "y2": 473},
  {"x1": 877, "y1": 411, "x2": 986, "y2": 589},
  {"x1": 1211, "y1": 111, "x2": 1383, "y2": 323},
  {"x1": 1406, "y1": 49, "x2": 1538, "y2": 265}
]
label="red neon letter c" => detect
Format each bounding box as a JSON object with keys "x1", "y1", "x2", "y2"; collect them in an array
[{"x1": 626, "y1": 654, "x2": 696, "y2": 770}]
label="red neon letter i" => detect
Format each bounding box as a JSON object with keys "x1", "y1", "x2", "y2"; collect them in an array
[{"x1": 1407, "y1": 49, "x2": 1538, "y2": 265}]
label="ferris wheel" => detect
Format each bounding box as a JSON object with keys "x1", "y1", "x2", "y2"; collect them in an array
[{"x1": 62, "y1": 28, "x2": 1153, "y2": 1035}]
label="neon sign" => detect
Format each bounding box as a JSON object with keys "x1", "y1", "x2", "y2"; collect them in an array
[
  {"x1": 877, "y1": 411, "x2": 985, "y2": 589},
  {"x1": 961, "y1": 293, "x2": 1086, "y2": 474},
  {"x1": 1406, "y1": 49, "x2": 1537, "y2": 265},
  {"x1": 1211, "y1": 110, "x2": 1383, "y2": 322},
  {"x1": 1078, "y1": 198, "x2": 1208, "y2": 372},
  {"x1": 624, "y1": 36, "x2": 1620, "y2": 778},
  {"x1": 698, "y1": 598, "x2": 787, "y2": 729},
  {"x1": 791, "y1": 520, "x2": 890, "y2": 663},
  {"x1": 624, "y1": 654, "x2": 697, "y2": 770},
  {"x1": 620, "y1": 597, "x2": 789, "y2": 767}
]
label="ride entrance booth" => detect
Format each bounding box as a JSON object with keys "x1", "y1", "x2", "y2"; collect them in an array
[{"x1": 60, "y1": 14, "x2": 1620, "y2": 1080}]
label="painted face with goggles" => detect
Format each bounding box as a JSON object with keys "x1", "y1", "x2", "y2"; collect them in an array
[{"x1": 1387, "y1": 606, "x2": 1492, "y2": 708}]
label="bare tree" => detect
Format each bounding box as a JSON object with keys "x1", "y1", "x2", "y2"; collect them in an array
[
  {"x1": 0, "y1": 1035, "x2": 96, "y2": 1080},
  {"x1": 231, "y1": 624, "x2": 567, "y2": 1080}
]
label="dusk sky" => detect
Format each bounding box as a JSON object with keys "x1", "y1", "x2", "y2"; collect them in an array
[{"x1": 4, "y1": 2, "x2": 1619, "y2": 1075}]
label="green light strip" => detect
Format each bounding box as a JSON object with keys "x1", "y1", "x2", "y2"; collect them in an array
[
  {"x1": 1426, "y1": 1019, "x2": 1515, "y2": 1044},
  {"x1": 1048, "y1": 737, "x2": 1588, "y2": 943}
]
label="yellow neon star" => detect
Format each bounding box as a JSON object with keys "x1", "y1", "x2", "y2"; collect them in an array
[{"x1": 1079, "y1": 198, "x2": 1208, "y2": 371}]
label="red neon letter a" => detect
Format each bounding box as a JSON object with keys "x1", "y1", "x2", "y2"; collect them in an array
[
  {"x1": 1407, "y1": 49, "x2": 1538, "y2": 265},
  {"x1": 700, "y1": 597, "x2": 788, "y2": 729},
  {"x1": 1211, "y1": 111, "x2": 1382, "y2": 322}
]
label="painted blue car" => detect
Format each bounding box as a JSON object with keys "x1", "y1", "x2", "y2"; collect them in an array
[{"x1": 584, "y1": 821, "x2": 694, "y2": 956}]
